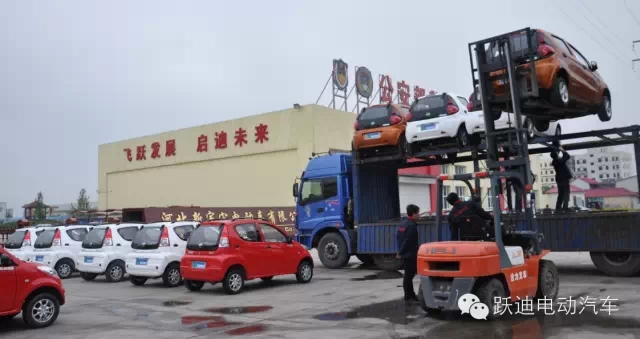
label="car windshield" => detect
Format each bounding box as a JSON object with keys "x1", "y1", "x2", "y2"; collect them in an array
[
  {"x1": 131, "y1": 226, "x2": 163, "y2": 250},
  {"x1": 5, "y1": 230, "x2": 27, "y2": 249},
  {"x1": 186, "y1": 225, "x2": 223, "y2": 251},
  {"x1": 410, "y1": 95, "x2": 446, "y2": 121},
  {"x1": 34, "y1": 229, "x2": 56, "y2": 248},
  {"x1": 358, "y1": 106, "x2": 389, "y2": 121},
  {"x1": 82, "y1": 228, "x2": 107, "y2": 249}
]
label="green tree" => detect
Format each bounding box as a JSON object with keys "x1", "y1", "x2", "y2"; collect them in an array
[
  {"x1": 34, "y1": 192, "x2": 47, "y2": 220},
  {"x1": 72, "y1": 188, "x2": 91, "y2": 212}
]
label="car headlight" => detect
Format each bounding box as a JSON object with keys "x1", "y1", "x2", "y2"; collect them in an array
[{"x1": 38, "y1": 265, "x2": 58, "y2": 277}]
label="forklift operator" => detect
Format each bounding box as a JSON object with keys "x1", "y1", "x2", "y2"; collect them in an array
[{"x1": 447, "y1": 192, "x2": 494, "y2": 241}]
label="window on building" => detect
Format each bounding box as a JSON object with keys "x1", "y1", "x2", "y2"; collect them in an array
[
  {"x1": 591, "y1": 170, "x2": 595, "y2": 174},
  {"x1": 440, "y1": 165, "x2": 449, "y2": 174},
  {"x1": 455, "y1": 186, "x2": 467, "y2": 201},
  {"x1": 599, "y1": 174, "x2": 603, "y2": 179},
  {"x1": 454, "y1": 165, "x2": 465, "y2": 175},
  {"x1": 443, "y1": 186, "x2": 451, "y2": 209}
]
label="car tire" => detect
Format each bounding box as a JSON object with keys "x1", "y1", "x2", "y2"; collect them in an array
[
  {"x1": 550, "y1": 76, "x2": 570, "y2": 108},
  {"x1": 223, "y1": 268, "x2": 245, "y2": 295},
  {"x1": 456, "y1": 126, "x2": 470, "y2": 148},
  {"x1": 54, "y1": 259, "x2": 74, "y2": 279},
  {"x1": 317, "y1": 232, "x2": 350, "y2": 269},
  {"x1": 22, "y1": 293, "x2": 60, "y2": 329},
  {"x1": 105, "y1": 261, "x2": 125, "y2": 283},
  {"x1": 130, "y1": 276, "x2": 147, "y2": 286},
  {"x1": 260, "y1": 276, "x2": 274, "y2": 282},
  {"x1": 185, "y1": 280, "x2": 205, "y2": 291},
  {"x1": 162, "y1": 263, "x2": 182, "y2": 287},
  {"x1": 355, "y1": 254, "x2": 375, "y2": 266},
  {"x1": 533, "y1": 119, "x2": 550, "y2": 133},
  {"x1": 372, "y1": 254, "x2": 404, "y2": 271},
  {"x1": 296, "y1": 260, "x2": 314, "y2": 283},
  {"x1": 475, "y1": 278, "x2": 507, "y2": 320},
  {"x1": 535, "y1": 260, "x2": 559, "y2": 300},
  {"x1": 597, "y1": 94, "x2": 612, "y2": 122},
  {"x1": 590, "y1": 251, "x2": 640, "y2": 277},
  {"x1": 80, "y1": 272, "x2": 98, "y2": 281}
]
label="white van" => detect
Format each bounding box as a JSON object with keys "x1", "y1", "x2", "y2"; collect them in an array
[
  {"x1": 125, "y1": 221, "x2": 196, "y2": 287},
  {"x1": 3, "y1": 226, "x2": 55, "y2": 261},
  {"x1": 76, "y1": 223, "x2": 143, "y2": 282},
  {"x1": 26, "y1": 225, "x2": 91, "y2": 279}
]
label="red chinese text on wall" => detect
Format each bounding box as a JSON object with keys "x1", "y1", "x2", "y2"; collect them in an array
[
  {"x1": 196, "y1": 123, "x2": 269, "y2": 153},
  {"x1": 379, "y1": 74, "x2": 427, "y2": 104},
  {"x1": 123, "y1": 139, "x2": 176, "y2": 162},
  {"x1": 397, "y1": 80, "x2": 411, "y2": 105},
  {"x1": 379, "y1": 75, "x2": 394, "y2": 103}
]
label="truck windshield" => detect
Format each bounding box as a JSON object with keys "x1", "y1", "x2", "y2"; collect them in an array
[
  {"x1": 409, "y1": 95, "x2": 446, "y2": 121},
  {"x1": 186, "y1": 225, "x2": 223, "y2": 251},
  {"x1": 34, "y1": 229, "x2": 56, "y2": 249},
  {"x1": 82, "y1": 228, "x2": 107, "y2": 249},
  {"x1": 5, "y1": 230, "x2": 27, "y2": 249},
  {"x1": 131, "y1": 226, "x2": 163, "y2": 250}
]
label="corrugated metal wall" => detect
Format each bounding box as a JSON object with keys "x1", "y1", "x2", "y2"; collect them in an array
[
  {"x1": 357, "y1": 212, "x2": 640, "y2": 253},
  {"x1": 353, "y1": 163, "x2": 400, "y2": 224}
]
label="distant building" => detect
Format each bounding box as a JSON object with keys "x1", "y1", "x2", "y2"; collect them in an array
[
  {"x1": 0, "y1": 202, "x2": 6, "y2": 219},
  {"x1": 616, "y1": 175, "x2": 638, "y2": 193},
  {"x1": 572, "y1": 147, "x2": 635, "y2": 181},
  {"x1": 6, "y1": 208, "x2": 13, "y2": 218},
  {"x1": 51, "y1": 201, "x2": 99, "y2": 217}
]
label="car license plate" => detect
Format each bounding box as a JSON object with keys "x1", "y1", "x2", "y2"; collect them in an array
[
  {"x1": 421, "y1": 123, "x2": 436, "y2": 131},
  {"x1": 365, "y1": 132, "x2": 381, "y2": 140},
  {"x1": 35, "y1": 255, "x2": 43, "y2": 262},
  {"x1": 192, "y1": 261, "x2": 206, "y2": 269},
  {"x1": 84, "y1": 257, "x2": 94, "y2": 263},
  {"x1": 136, "y1": 258, "x2": 148, "y2": 266}
]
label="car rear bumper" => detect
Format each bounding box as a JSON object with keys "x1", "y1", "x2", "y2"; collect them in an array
[
  {"x1": 125, "y1": 252, "x2": 171, "y2": 278},
  {"x1": 406, "y1": 120, "x2": 458, "y2": 143},
  {"x1": 419, "y1": 276, "x2": 475, "y2": 311},
  {"x1": 353, "y1": 128, "x2": 402, "y2": 149},
  {"x1": 180, "y1": 259, "x2": 226, "y2": 282},
  {"x1": 77, "y1": 251, "x2": 112, "y2": 274}
]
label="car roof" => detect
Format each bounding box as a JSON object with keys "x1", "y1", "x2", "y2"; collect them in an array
[
  {"x1": 91, "y1": 223, "x2": 143, "y2": 229},
  {"x1": 144, "y1": 221, "x2": 199, "y2": 227},
  {"x1": 200, "y1": 218, "x2": 276, "y2": 226}
]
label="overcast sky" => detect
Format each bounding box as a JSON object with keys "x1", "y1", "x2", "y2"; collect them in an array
[{"x1": 1, "y1": 0, "x2": 639, "y2": 212}]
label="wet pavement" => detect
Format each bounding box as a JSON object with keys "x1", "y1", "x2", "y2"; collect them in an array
[{"x1": 2, "y1": 251, "x2": 640, "y2": 338}]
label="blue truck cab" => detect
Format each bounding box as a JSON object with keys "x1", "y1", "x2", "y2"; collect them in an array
[{"x1": 292, "y1": 153, "x2": 357, "y2": 269}]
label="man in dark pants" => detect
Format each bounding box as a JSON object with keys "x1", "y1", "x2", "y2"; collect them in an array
[
  {"x1": 447, "y1": 192, "x2": 494, "y2": 241},
  {"x1": 551, "y1": 147, "x2": 572, "y2": 212},
  {"x1": 396, "y1": 204, "x2": 420, "y2": 304}
]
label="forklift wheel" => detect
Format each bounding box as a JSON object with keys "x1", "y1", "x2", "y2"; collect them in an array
[
  {"x1": 475, "y1": 278, "x2": 507, "y2": 320},
  {"x1": 418, "y1": 285, "x2": 441, "y2": 316},
  {"x1": 535, "y1": 260, "x2": 559, "y2": 300}
]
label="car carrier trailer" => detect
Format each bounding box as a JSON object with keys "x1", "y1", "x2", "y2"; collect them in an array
[{"x1": 293, "y1": 27, "x2": 640, "y2": 277}]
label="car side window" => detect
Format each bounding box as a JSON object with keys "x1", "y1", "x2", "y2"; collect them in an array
[
  {"x1": 322, "y1": 177, "x2": 338, "y2": 199},
  {"x1": 457, "y1": 96, "x2": 469, "y2": 108},
  {"x1": 173, "y1": 225, "x2": 194, "y2": 241},
  {"x1": 568, "y1": 45, "x2": 589, "y2": 68},
  {"x1": 235, "y1": 223, "x2": 261, "y2": 242},
  {"x1": 117, "y1": 227, "x2": 139, "y2": 241},
  {"x1": 447, "y1": 96, "x2": 458, "y2": 108},
  {"x1": 550, "y1": 35, "x2": 571, "y2": 53},
  {"x1": 36, "y1": 230, "x2": 45, "y2": 236},
  {"x1": 66, "y1": 229, "x2": 87, "y2": 241},
  {"x1": 258, "y1": 223, "x2": 287, "y2": 243}
]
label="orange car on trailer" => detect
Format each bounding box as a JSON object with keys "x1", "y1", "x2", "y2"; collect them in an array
[
  {"x1": 352, "y1": 102, "x2": 410, "y2": 159},
  {"x1": 416, "y1": 172, "x2": 559, "y2": 320}
]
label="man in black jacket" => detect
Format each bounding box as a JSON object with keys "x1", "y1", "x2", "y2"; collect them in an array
[
  {"x1": 396, "y1": 204, "x2": 420, "y2": 303},
  {"x1": 447, "y1": 192, "x2": 494, "y2": 240},
  {"x1": 551, "y1": 147, "x2": 573, "y2": 212}
]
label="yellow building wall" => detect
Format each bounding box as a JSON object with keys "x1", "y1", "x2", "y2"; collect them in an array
[{"x1": 97, "y1": 104, "x2": 356, "y2": 210}]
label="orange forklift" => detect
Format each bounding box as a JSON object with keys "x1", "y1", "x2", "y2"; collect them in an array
[{"x1": 416, "y1": 28, "x2": 561, "y2": 320}]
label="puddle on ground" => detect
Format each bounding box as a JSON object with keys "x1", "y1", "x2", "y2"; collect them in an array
[
  {"x1": 203, "y1": 306, "x2": 273, "y2": 314},
  {"x1": 163, "y1": 300, "x2": 192, "y2": 307},
  {"x1": 181, "y1": 315, "x2": 241, "y2": 329},
  {"x1": 225, "y1": 324, "x2": 267, "y2": 335},
  {"x1": 350, "y1": 271, "x2": 404, "y2": 281},
  {"x1": 314, "y1": 299, "x2": 421, "y2": 325}
]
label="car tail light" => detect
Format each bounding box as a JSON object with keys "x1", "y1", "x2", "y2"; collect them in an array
[
  {"x1": 103, "y1": 227, "x2": 113, "y2": 246},
  {"x1": 389, "y1": 114, "x2": 402, "y2": 125},
  {"x1": 219, "y1": 227, "x2": 230, "y2": 248},
  {"x1": 159, "y1": 227, "x2": 170, "y2": 247},
  {"x1": 22, "y1": 231, "x2": 31, "y2": 247},
  {"x1": 536, "y1": 32, "x2": 555, "y2": 58},
  {"x1": 447, "y1": 99, "x2": 459, "y2": 115},
  {"x1": 406, "y1": 112, "x2": 413, "y2": 121},
  {"x1": 353, "y1": 121, "x2": 358, "y2": 130},
  {"x1": 52, "y1": 229, "x2": 61, "y2": 246},
  {"x1": 467, "y1": 95, "x2": 474, "y2": 111}
]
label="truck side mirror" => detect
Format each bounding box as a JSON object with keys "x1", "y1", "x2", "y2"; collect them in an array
[{"x1": 292, "y1": 183, "x2": 299, "y2": 198}]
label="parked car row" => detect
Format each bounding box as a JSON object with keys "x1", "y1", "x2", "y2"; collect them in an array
[{"x1": 5, "y1": 218, "x2": 314, "y2": 295}]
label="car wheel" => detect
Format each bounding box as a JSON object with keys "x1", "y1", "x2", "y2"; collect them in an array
[
  {"x1": 162, "y1": 263, "x2": 182, "y2": 287},
  {"x1": 524, "y1": 118, "x2": 535, "y2": 140},
  {"x1": 598, "y1": 94, "x2": 612, "y2": 122},
  {"x1": 22, "y1": 293, "x2": 60, "y2": 328},
  {"x1": 355, "y1": 254, "x2": 375, "y2": 266},
  {"x1": 130, "y1": 275, "x2": 147, "y2": 286},
  {"x1": 456, "y1": 126, "x2": 470, "y2": 148},
  {"x1": 533, "y1": 119, "x2": 550, "y2": 133},
  {"x1": 80, "y1": 272, "x2": 98, "y2": 281},
  {"x1": 185, "y1": 280, "x2": 205, "y2": 291},
  {"x1": 296, "y1": 260, "x2": 314, "y2": 283},
  {"x1": 550, "y1": 76, "x2": 570, "y2": 108},
  {"x1": 418, "y1": 285, "x2": 441, "y2": 316},
  {"x1": 54, "y1": 259, "x2": 74, "y2": 279},
  {"x1": 105, "y1": 261, "x2": 125, "y2": 283},
  {"x1": 223, "y1": 268, "x2": 245, "y2": 295}
]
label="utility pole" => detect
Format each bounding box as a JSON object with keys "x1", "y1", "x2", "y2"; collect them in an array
[{"x1": 634, "y1": 40, "x2": 640, "y2": 70}]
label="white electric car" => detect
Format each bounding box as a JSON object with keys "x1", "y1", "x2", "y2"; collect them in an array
[
  {"x1": 405, "y1": 92, "x2": 475, "y2": 161},
  {"x1": 4, "y1": 225, "x2": 55, "y2": 261},
  {"x1": 466, "y1": 110, "x2": 561, "y2": 140},
  {"x1": 125, "y1": 221, "x2": 197, "y2": 287},
  {"x1": 77, "y1": 223, "x2": 143, "y2": 282},
  {"x1": 26, "y1": 225, "x2": 91, "y2": 279}
]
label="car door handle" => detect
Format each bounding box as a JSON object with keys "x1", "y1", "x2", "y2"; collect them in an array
[
  {"x1": 116, "y1": 244, "x2": 121, "y2": 246},
  {"x1": 266, "y1": 245, "x2": 272, "y2": 249},
  {"x1": 64, "y1": 244, "x2": 69, "y2": 246},
  {"x1": 235, "y1": 244, "x2": 240, "y2": 248},
  {"x1": 317, "y1": 208, "x2": 324, "y2": 213},
  {"x1": 173, "y1": 244, "x2": 178, "y2": 247}
]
